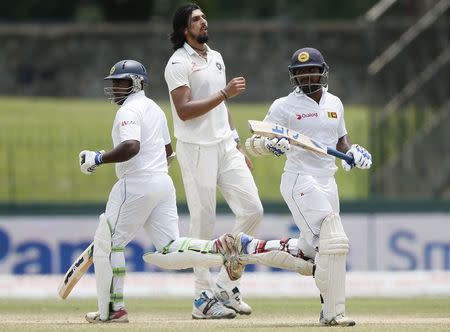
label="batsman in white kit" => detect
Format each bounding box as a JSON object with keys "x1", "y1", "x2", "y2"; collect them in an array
[
  {"x1": 244, "y1": 47, "x2": 372, "y2": 326},
  {"x1": 163, "y1": 3, "x2": 264, "y2": 319},
  {"x1": 78, "y1": 59, "x2": 246, "y2": 323}
]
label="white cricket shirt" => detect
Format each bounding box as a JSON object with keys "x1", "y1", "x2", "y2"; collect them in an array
[
  {"x1": 112, "y1": 91, "x2": 171, "y2": 179},
  {"x1": 164, "y1": 43, "x2": 231, "y2": 145},
  {"x1": 264, "y1": 87, "x2": 347, "y2": 177}
]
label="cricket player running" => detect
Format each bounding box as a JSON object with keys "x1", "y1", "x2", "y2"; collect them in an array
[
  {"x1": 244, "y1": 47, "x2": 372, "y2": 326},
  {"x1": 164, "y1": 3, "x2": 264, "y2": 319},
  {"x1": 79, "y1": 59, "x2": 246, "y2": 323}
]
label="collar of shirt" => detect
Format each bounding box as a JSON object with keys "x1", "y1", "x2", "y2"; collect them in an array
[
  {"x1": 183, "y1": 42, "x2": 211, "y2": 56},
  {"x1": 294, "y1": 86, "x2": 328, "y2": 106},
  {"x1": 123, "y1": 90, "x2": 145, "y2": 106}
]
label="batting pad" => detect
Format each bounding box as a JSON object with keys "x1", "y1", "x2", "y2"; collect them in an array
[
  {"x1": 143, "y1": 251, "x2": 224, "y2": 270},
  {"x1": 93, "y1": 213, "x2": 113, "y2": 321},
  {"x1": 314, "y1": 213, "x2": 349, "y2": 323},
  {"x1": 238, "y1": 251, "x2": 314, "y2": 276}
]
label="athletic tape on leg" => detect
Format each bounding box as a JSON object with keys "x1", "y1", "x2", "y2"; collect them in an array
[{"x1": 314, "y1": 213, "x2": 349, "y2": 323}]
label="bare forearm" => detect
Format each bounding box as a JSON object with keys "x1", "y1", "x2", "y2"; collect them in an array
[
  {"x1": 101, "y1": 140, "x2": 140, "y2": 163},
  {"x1": 177, "y1": 91, "x2": 225, "y2": 121},
  {"x1": 336, "y1": 135, "x2": 351, "y2": 153}
]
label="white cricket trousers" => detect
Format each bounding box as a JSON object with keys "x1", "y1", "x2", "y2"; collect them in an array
[
  {"x1": 105, "y1": 172, "x2": 179, "y2": 251},
  {"x1": 177, "y1": 137, "x2": 263, "y2": 295},
  {"x1": 103, "y1": 172, "x2": 179, "y2": 310},
  {"x1": 280, "y1": 172, "x2": 339, "y2": 258}
]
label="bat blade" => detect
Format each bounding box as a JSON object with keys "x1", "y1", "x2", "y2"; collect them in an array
[
  {"x1": 248, "y1": 120, "x2": 328, "y2": 155},
  {"x1": 248, "y1": 120, "x2": 355, "y2": 166},
  {"x1": 57, "y1": 242, "x2": 94, "y2": 299}
]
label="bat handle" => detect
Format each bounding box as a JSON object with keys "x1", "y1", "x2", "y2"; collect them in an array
[{"x1": 327, "y1": 148, "x2": 355, "y2": 166}]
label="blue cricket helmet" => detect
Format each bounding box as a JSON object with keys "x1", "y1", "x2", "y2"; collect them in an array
[
  {"x1": 288, "y1": 47, "x2": 329, "y2": 94},
  {"x1": 104, "y1": 59, "x2": 149, "y2": 84},
  {"x1": 288, "y1": 47, "x2": 328, "y2": 73},
  {"x1": 104, "y1": 60, "x2": 149, "y2": 105}
]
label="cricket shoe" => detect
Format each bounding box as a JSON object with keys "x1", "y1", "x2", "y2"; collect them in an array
[
  {"x1": 85, "y1": 308, "x2": 129, "y2": 323},
  {"x1": 192, "y1": 291, "x2": 236, "y2": 319},
  {"x1": 319, "y1": 311, "x2": 356, "y2": 326},
  {"x1": 215, "y1": 233, "x2": 243, "y2": 281},
  {"x1": 215, "y1": 285, "x2": 252, "y2": 315}
]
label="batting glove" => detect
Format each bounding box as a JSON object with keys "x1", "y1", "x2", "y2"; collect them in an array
[
  {"x1": 341, "y1": 144, "x2": 372, "y2": 171},
  {"x1": 79, "y1": 150, "x2": 105, "y2": 175},
  {"x1": 265, "y1": 137, "x2": 290, "y2": 157}
]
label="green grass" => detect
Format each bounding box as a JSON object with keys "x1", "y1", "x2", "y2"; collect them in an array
[
  {"x1": 1, "y1": 297, "x2": 449, "y2": 331},
  {"x1": 0, "y1": 97, "x2": 369, "y2": 204}
]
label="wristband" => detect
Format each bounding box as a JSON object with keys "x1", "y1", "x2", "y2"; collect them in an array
[
  {"x1": 95, "y1": 152, "x2": 103, "y2": 165},
  {"x1": 220, "y1": 89, "x2": 228, "y2": 100}
]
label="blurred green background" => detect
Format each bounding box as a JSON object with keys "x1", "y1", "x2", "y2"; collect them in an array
[
  {"x1": 0, "y1": 0, "x2": 448, "y2": 213},
  {"x1": 0, "y1": 97, "x2": 369, "y2": 204}
]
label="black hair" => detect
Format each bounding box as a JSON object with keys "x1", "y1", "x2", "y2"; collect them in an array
[{"x1": 169, "y1": 3, "x2": 201, "y2": 50}]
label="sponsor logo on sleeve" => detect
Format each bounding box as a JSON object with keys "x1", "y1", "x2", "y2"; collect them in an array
[{"x1": 121, "y1": 120, "x2": 137, "y2": 126}]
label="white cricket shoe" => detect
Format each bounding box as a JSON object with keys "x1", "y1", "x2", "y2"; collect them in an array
[
  {"x1": 215, "y1": 285, "x2": 252, "y2": 315},
  {"x1": 216, "y1": 233, "x2": 244, "y2": 281},
  {"x1": 319, "y1": 311, "x2": 356, "y2": 326},
  {"x1": 192, "y1": 291, "x2": 236, "y2": 319},
  {"x1": 85, "y1": 308, "x2": 129, "y2": 323}
]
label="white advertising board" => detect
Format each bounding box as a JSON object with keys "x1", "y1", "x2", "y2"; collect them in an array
[{"x1": 0, "y1": 213, "x2": 449, "y2": 274}]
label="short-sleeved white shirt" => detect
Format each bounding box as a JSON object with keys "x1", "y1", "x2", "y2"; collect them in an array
[
  {"x1": 112, "y1": 91, "x2": 171, "y2": 179},
  {"x1": 164, "y1": 43, "x2": 231, "y2": 145},
  {"x1": 264, "y1": 88, "x2": 347, "y2": 177}
]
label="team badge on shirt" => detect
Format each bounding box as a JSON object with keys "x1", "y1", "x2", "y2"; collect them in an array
[
  {"x1": 327, "y1": 111, "x2": 338, "y2": 119},
  {"x1": 216, "y1": 62, "x2": 222, "y2": 71}
]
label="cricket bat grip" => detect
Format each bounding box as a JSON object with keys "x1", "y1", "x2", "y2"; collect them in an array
[{"x1": 327, "y1": 148, "x2": 355, "y2": 166}]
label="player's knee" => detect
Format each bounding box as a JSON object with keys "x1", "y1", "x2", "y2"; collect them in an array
[
  {"x1": 244, "y1": 203, "x2": 264, "y2": 233},
  {"x1": 318, "y1": 213, "x2": 349, "y2": 255},
  {"x1": 252, "y1": 203, "x2": 264, "y2": 223},
  {"x1": 93, "y1": 213, "x2": 112, "y2": 259}
]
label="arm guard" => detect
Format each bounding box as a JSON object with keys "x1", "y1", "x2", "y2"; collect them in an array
[{"x1": 245, "y1": 135, "x2": 272, "y2": 157}]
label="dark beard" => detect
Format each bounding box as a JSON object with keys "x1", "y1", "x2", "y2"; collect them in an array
[{"x1": 197, "y1": 34, "x2": 209, "y2": 44}]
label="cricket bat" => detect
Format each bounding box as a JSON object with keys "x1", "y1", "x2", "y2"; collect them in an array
[
  {"x1": 248, "y1": 120, "x2": 355, "y2": 166},
  {"x1": 57, "y1": 242, "x2": 94, "y2": 299}
]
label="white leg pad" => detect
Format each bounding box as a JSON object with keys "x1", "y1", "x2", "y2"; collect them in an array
[
  {"x1": 238, "y1": 251, "x2": 314, "y2": 276},
  {"x1": 143, "y1": 251, "x2": 224, "y2": 270},
  {"x1": 314, "y1": 213, "x2": 349, "y2": 323},
  {"x1": 93, "y1": 213, "x2": 113, "y2": 321}
]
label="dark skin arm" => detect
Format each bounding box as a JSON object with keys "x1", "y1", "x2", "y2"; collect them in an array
[
  {"x1": 165, "y1": 143, "x2": 173, "y2": 158},
  {"x1": 100, "y1": 140, "x2": 140, "y2": 163},
  {"x1": 336, "y1": 134, "x2": 352, "y2": 153}
]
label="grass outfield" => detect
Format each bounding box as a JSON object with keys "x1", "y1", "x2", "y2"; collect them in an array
[
  {"x1": 1, "y1": 297, "x2": 450, "y2": 331},
  {"x1": 0, "y1": 96, "x2": 369, "y2": 203}
]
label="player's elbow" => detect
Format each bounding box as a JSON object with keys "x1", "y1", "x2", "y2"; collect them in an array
[{"x1": 176, "y1": 107, "x2": 190, "y2": 121}]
